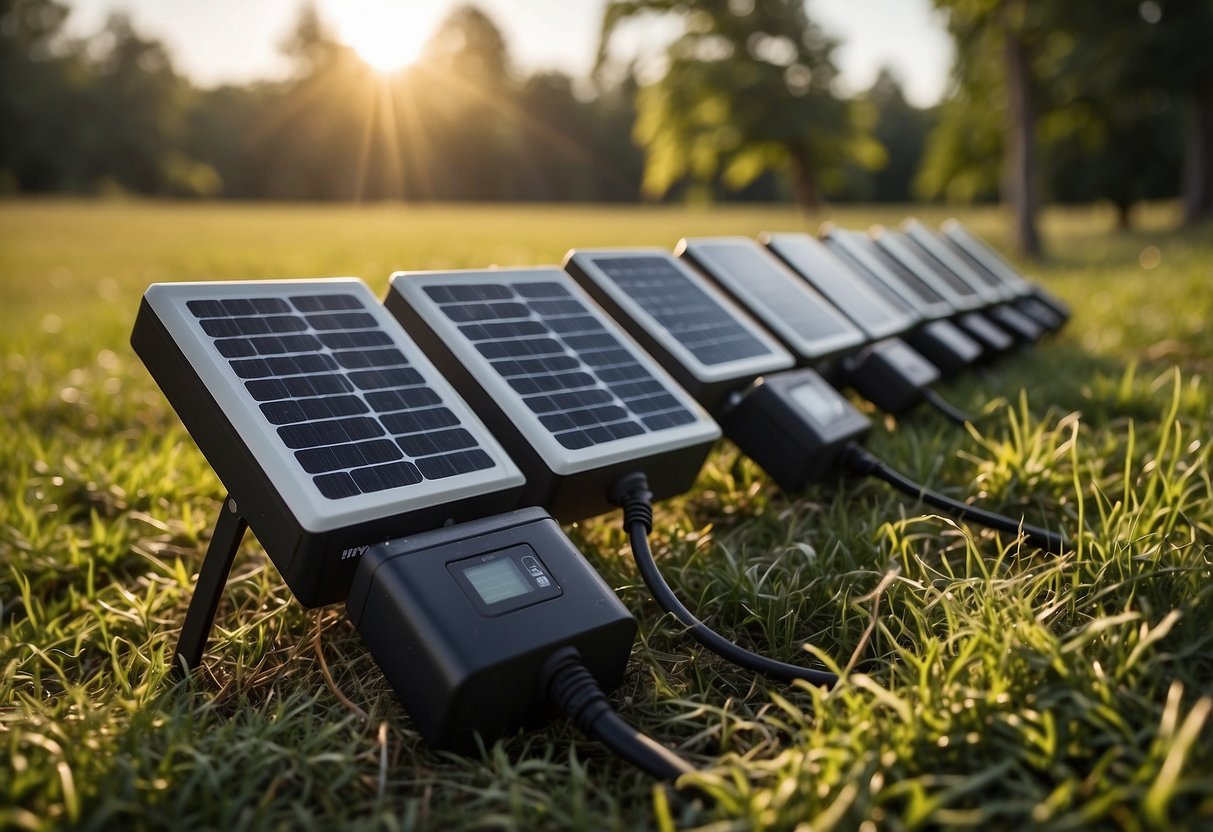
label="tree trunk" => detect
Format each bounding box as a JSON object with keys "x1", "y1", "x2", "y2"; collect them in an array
[
  {"x1": 1181, "y1": 79, "x2": 1213, "y2": 225},
  {"x1": 1001, "y1": 1, "x2": 1042, "y2": 260},
  {"x1": 787, "y1": 145, "x2": 820, "y2": 213},
  {"x1": 1115, "y1": 199, "x2": 1133, "y2": 231}
]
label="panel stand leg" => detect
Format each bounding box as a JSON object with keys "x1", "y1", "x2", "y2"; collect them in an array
[{"x1": 174, "y1": 495, "x2": 247, "y2": 675}]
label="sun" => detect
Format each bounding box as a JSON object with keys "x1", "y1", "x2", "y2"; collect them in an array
[{"x1": 326, "y1": 1, "x2": 441, "y2": 74}]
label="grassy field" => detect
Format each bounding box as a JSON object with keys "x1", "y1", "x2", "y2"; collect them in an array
[{"x1": 1, "y1": 199, "x2": 1211, "y2": 830}]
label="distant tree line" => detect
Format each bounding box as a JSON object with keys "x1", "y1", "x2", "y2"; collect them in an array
[
  {"x1": 921, "y1": 0, "x2": 1213, "y2": 256},
  {"x1": 2, "y1": 0, "x2": 1210, "y2": 252},
  {"x1": 0, "y1": 0, "x2": 959, "y2": 207}
]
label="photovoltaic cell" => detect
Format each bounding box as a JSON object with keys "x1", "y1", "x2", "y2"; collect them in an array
[
  {"x1": 133, "y1": 278, "x2": 525, "y2": 605},
  {"x1": 762, "y1": 233, "x2": 918, "y2": 340},
  {"x1": 582, "y1": 256, "x2": 771, "y2": 366},
  {"x1": 902, "y1": 220, "x2": 1006, "y2": 302},
  {"x1": 183, "y1": 291, "x2": 500, "y2": 500},
  {"x1": 677, "y1": 238, "x2": 865, "y2": 360},
  {"x1": 419, "y1": 280, "x2": 696, "y2": 451}
]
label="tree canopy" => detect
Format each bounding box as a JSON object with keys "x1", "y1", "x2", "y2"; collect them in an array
[
  {"x1": 1, "y1": 0, "x2": 1207, "y2": 231},
  {"x1": 922, "y1": 0, "x2": 1213, "y2": 257},
  {"x1": 599, "y1": 0, "x2": 884, "y2": 211}
]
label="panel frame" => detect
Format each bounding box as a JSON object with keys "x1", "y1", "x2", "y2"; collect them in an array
[
  {"x1": 820, "y1": 226, "x2": 957, "y2": 320},
  {"x1": 387, "y1": 268, "x2": 721, "y2": 480},
  {"x1": 142, "y1": 278, "x2": 524, "y2": 534},
  {"x1": 676, "y1": 236, "x2": 866, "y2": 361},
  {"x1": 563, "y1": 247, "x2": 794, "y2": 409},
  {"x1": 762, "y1": 231, "x2": 918, "y2": 340}
]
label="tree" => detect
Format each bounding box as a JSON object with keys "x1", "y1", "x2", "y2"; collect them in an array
[
  {"x1": 1039, "y1": 2, "x2": 1184, "y2": 229},
  {"x1": 84, "y1": 14, "x2": 198, "y2": 194},
  {"x1": 1143, "y1": 0, "x2": 1213, "y2": 224},
  {"x1": 864, "y1": 69, "x2": 933, "y2": 202},
  {"x1": 597, "y1": 0, "x2": 882, "y2": 212},
  {"x1": 927, "y1": 0, "x2": 1213, "y2": 246},
  {"x1": 927, "y1": 0, "x2": 1049, "y2": 258},
  {"x1": 0, "y1": 0, "x2": 82, "y2": 191}
]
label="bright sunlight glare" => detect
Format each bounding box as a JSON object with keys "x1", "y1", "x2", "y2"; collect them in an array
[{"x1": 325, "y1": 1, "x2": 447, "y2": 74}]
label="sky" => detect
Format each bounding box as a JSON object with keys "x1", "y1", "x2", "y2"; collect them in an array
[{"x1": 61, "y1": 0, "x2": 955, "y2": 108}]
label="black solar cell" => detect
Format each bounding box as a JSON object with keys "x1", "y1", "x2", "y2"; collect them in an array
[
  {"x1": 422, "y1": 281, "x2": 696, "y2": 453},
  {"x1": 763, "y1": 235, "x2": 913, "y2": 339},
  {"x1": 587, "y1": 256, "x2": 771, "y2": 366},
  {"x1": 677, "y1": 239, "x2": 865, "y2": 361},
  {"x1": 188, "y1": 293, "x2": 494, "y2": 500}
]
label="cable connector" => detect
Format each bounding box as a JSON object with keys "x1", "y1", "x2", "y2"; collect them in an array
[
  {"x1": 608, "y1": 471, "x2": 654, "y2": 534},
  {"x1": 543, "y1": 647, "x2": 614, "y2": 736},
  {"x1": 542, "y1": 646, "x2": 694, "y2": 782},
  {"x1": 608, "y1": 471, "x2": 840, "y2": 688}
]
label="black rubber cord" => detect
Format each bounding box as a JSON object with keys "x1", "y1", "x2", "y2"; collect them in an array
[
  {"x1": 842, "y1": 442, "x2": 1066, "y2": 553},
  {"x1": 609, "y1": 473, "x2": 839, "y2": 688},
  {"x1": 922, "y1": 387, "x2": 975, "y2": 427},
  {"x1": 543, "y1": 647, "x2": 694, "y2": 782}
]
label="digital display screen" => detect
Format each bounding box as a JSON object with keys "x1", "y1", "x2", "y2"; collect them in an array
[
  {"x1": 462, "y1": 558, "x2": 533, "y2": 605},
  {"x1": 791, "y1": 380, "x2": 847, "y2": 426}
]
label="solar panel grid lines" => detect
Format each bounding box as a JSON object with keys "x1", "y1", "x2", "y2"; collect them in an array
[
  {"x1": 675, "y1": 236, "x2": 866, "y2": 362},
  {"x1": 562, "y1": 248, "x2": 794, "y2": 409},
  {"x1": 761, "y1": 232, "x2": 917, "y2": 341},
  {"x1": 140, "y1": 278, "x2": 524, "y2": 535},
  {"x1": 901, "y1": 219, "x2": 1015, "y2": 304},
  {"x1": 385, "y1": 268, "x2": 720, "y2": 521}
]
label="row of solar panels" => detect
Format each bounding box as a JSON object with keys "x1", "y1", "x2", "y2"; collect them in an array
[{"x1": 133, "y1": 218, "x2": 1067, "y2": 610}]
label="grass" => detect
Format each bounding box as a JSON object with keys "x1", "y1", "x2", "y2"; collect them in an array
[{"x1": 1, "y1": 198, "x2": 1211, "y2": 830}]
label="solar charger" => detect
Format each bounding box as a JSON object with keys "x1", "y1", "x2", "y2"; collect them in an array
[
  {"x1": 385, "y1": 268, "x2": 721, "y2": 522},
  {"x1": 134, "y1": 278, "x2": 696, "y2": 782},
  {"x1": 348, "y1": 507, "x2": 636, "y2": 750},
  {"x1": 901, "y1": 220, "x2": 1046, "y2": 343},
  {"x1": 132, "y1": 278, "x2": 526, "y2": 666},
  {"x1": 386, "y1": 267, "x2": 844, "y2": 687},
  {"x1": 812, "y1": 226, "x2": 985, "y2": 376},
  {"x1": 866, "y1": 227, "x2": 1016, "y2": 355},
  {"x1": 940, "y1": 220, "x2": 1070, "y2": 330},
  {"x1": 678, "y1": 236, "x2": 971, "y2": 423},
  {"x1": 565, "y1": 248, "x2": 1064, "y2": 550}
]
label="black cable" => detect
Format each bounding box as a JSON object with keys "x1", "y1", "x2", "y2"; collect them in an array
[
  {"x1": 841, "y1": 442, "x2": 1066, "y2": 553},
  {"x1": 609, "y1": 473, "x2": 839, "y2": 688},
  {"x1": 543, "y1": 647, "x2": 694, "y2": 782},
  {"x1": 922, "y1": 387, "x2": 975, "y2": 427}
]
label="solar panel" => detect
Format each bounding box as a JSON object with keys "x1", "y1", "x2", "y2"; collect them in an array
[
  {"x1": 938, "y1": 220, "x2": 1031, "y2": 294},
  {"x1": 808, "y1": 227, "x2": 930, "y2": 318},
  {"x1": 563, "y1": 248, "x2": 794, "y2": 411},
  {"x1": 386, "y1": 268, "x2": 721, "y2": 522},
  {"x1": 762, "y1": 233, "x2": 917, "y2": 340},
  {"x1": 818, "y1": 227, "x2": 952, "y2": 320},
  {"x1": 940, "y1": 221, "x2": 1070, "y2": 331},
  {"x1": 675, "y1": 237, "x2": 865, "y2": 361},
  {"x1": 865, "y1": 228, "x2": 984, "y2": 313},
  {"x1": 902, "y1": 220, "x2": 1013, "y2": 304},
  {"x1": 132, "y1": 278, "x2": 525, "y2": 606}
]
